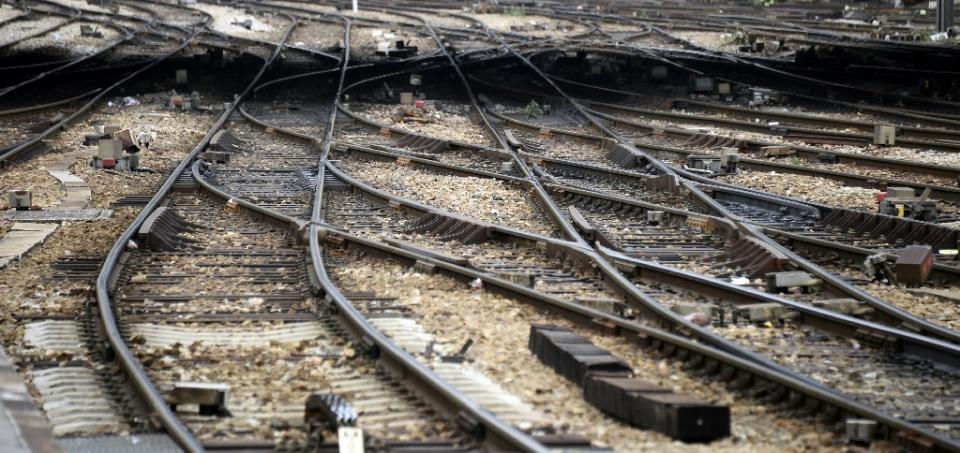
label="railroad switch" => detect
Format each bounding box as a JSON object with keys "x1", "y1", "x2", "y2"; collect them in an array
[
  {"x1": 765, "y1": 271, "x2": 821, "y2": 293},
  {"x1": 877, "y1": 186, "x2": 938, "y2": 221},
  {"x1": 166, "y1": 382, "x2": 230, "y2": 416}
]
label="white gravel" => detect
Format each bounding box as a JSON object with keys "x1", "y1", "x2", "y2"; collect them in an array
[
  {"x1": 188, "y1": 3, "x2": 287, "y2": 41},
  {"x1": 350, "y1": 102, "x2": 491, "y2": 147},
  {"x1": 0, "y1": 4, "x2": 24, "y2": 23},
  {"x1": 464, "y1": 12, "x2": 588, "y2": 38},
  {"x1": 0, "y1": 16, "x2": 68, "y2": 47},
  {"x1": 11, "y1": 22, "x2": 120, "y2": 56},
  {"x1": 721, "y1": 171, "x2": 880, "y2": 210},
  {"x1": 334, "y1": 158, "x2": 558, "y2": 237},
  {"x1": 328, "y1": 253, "x2": 843, "y2": 452},
  {"x1": 261, "y1": 1, "x2": 337, "y2": 14},
  {"x1": 288, "y1": 20, "x2": 343, "y2": 52}
]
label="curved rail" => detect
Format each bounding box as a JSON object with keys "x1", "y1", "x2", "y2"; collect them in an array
[{"x1": 93, "y1": 19, "x2": 298, "y2": 453}]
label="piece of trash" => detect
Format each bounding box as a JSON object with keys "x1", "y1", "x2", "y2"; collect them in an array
[
  {"x1": 123, "y1": 96, "x2": 139, "y2": 107},
  {"x1": 126, "y1": 239, "x2": 138, "y2": 250},
  {"x1": 107, "y1": 101, "x2": 115, "y2": 107},
  {"x1": 469, "y1": 278, "x2": 483, "y2": 289},
  {"x1": 730, "y1": 276, "x2": 750, "y2": 285}
]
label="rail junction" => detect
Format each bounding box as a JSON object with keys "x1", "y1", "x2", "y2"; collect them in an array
[{"x1": 0, "y1": 0, "x2": 959, "y2": 452}]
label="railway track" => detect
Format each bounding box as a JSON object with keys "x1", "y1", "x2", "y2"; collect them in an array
[
  {"x1": 317, "y1": 15, "x2": 960, "y2": 447},
  {"x1": 468, "y1": 69, "x2": 960, "y2": 211},
  {"x1": 336, "y1": 86, "x2": 960, "y2": 346},
  {"x1": 82, "y1": 8, "x2": 550, "y2": 452},
  {"x1": 1, "y1": 1, "x2": 959, "y2": 452},
  {"x1": 471, "y1": 74, "x2": 960, "y2": 257},
  {"x1": 0, "y1": 3, "x2": 205, "y2": 168},
  {"x1": 480, "y1": 99, "x2": 960, "y2": 334}
]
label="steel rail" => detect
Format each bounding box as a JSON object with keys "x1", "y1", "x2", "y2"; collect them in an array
[
  {"x1": 484, "y1": 101, "x2": 960, "y2": 346},
  {"x1": 316, "y1": 125, "x2": 960, "y2": 370},
  {"x1": 0, "y1": 9, "x2": 79, "y2": 53},
  {"x1": 350, "y1": 0, "x2": 960, "y2": 363},
  {"x1": 645, "y1": 23, "x2": 960, "y2": 115},
  {"x1": 587, "y1": 100, "x2": 960, "y2": 154},
  {"x1": 301, "y1": 9, "x2": 548, "y2": 451},
  {"x1": 461, "y1": 53, "x2": 960, "y2": 345},
  {"x1": 232, "y1": 6, "x2": 955, "y2": 448},
  {"x1": 295, "y1": 5, "x2": 960, "y2": 448},
  {"x1": 475, "y1": 68, "x2": 960, "y2": 188},
  {"x1": 314, "y1": 221, "x2": 960, "y2": 453},
  {"x1": 0, "y1": 1, "x2": 154, "y2": 98},
  {"x1": 0, "y1": 87, "x2": 99, "y2": 117},
  {"x1": 327, "y1": 9, "x2": 954, "y2": 380},
  {"x1": 92, "y1": 18, "x2": 297, "y2": 453},
  {"x1": 0, "y1": 14, "x2": 212, "y2": 167}
]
